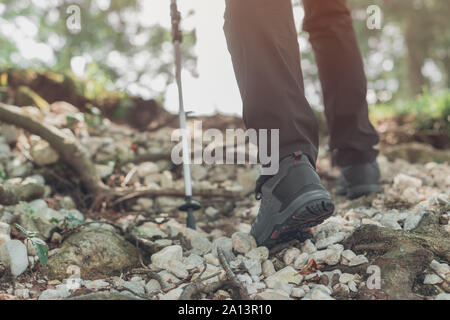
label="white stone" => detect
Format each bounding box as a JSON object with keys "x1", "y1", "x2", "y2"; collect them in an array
[
  {"x1": 157, "y1": 270, "x2": 180, "y2": 288},
  {"x1": 339, "y1": 273, "x2": 354, "y2": 284},
  {"x1": 324, "y1": 246, "x2": 343, "y2": 266},
  {"x1": 423, "y1": 274, "x2": 443, "y2": 285},
  {"x1": 121, "y1": 281, "x2": 145, "y2": 295},
  {"x1": 265, "y1": 266, "x2": 303, "y2": 288},
  {"x1": 341, "y1": 249, "x2": 357, "y2": 262},
  {"x1": 137, "y1": 162, "x2": 159, "y2": 177},
  {"x1": 31, "y1": 140, "x2": 59, "y2": 166},
  {"x1": 212, "y1": 237, "x2": 234, "y2": 261},
  {"x1": 430, "y1": 260, "x2": 450, "y2": 276},
  {"x1": 435, "y1": 293, "x2": 450, "y2": 300},
  {"x1": 84, "y1": 279, "x2": 109, "y2": 290},
  {"x1": 283, "y1": 248, "x2": 301, "y2": 265},
  {"x1": 0, "y1": 240, "x2": 28, "y2": 276},
  {"x1": 231, "y1": 232, "x2": 257, "y2": 254},
  {"x1": 0, "y1": 222, "x2": 10, "y2": 236},
  {"x1": 301, "y1": 239, "x2": 317, "y2": 254},
  {"x1": 151, "y1": 245, "x2": 183, "y2": 269},
  {"x1": 183, "y1": 254, "x2": 204, "y2": 270},
  {"x1": 159, "y1": 288, "x2": 184, "y2": 300},
  {"x1": 243, "y1": 258, "x2": 262, "y2": 276},
  {"x1": 145, "y1": 279, "x2": 161, "y2": 294},
  {"x1": 95, "y1": 163, "x2": 114, "y2": 178},
  {"x1": 403, "y1": 214, "x2": 424, "y2": 231},
  {"x1": 348, "y1": 280, "x2": 358, "y2": 292},
  {"x1": 190, "y1": 235, "x2": 212, "y2": 255},
  {"x1": 190, "y1": 165, "x2": 208, "y2": 181},
  {"x1": 39, "y1": 288, "x2": 70, "y2": 300},
  {"x1": 166, "y1": 260, "x2": 189, "y2": 279},
  {"x1": 262, "y1": 260, "x2": 276, "y2": 278},
  {"x1": 310, "y1": 287, "x2": 335, "y2": 300},
  {"x1": 348, "y1": 255, "x2": 369, "y2": 266},
  {"x1": 205, "y1": 207, "x2": 219, "y2": 218},
  {"x1": 136, "y1": 222, "x2": 167, "y2": 239},
  {"x1": 246, "y1": 247, "x2": 269, "y2": 263},
  {"x1": 291, "y1": 287, "x2": 306, "y2": 298},
  {"x1": 315, "y1": 232, "x2": 346, "y2": 249},
  {"x1": 160, "y1": 170, "x2": 173, "y2": 189},
  {"x1": 246, "y1": 282, "x2": 266, "y2": 295},
  {"x1": 293, "y1": 253, "x2": 309, "y2": 270},
  {"x1": 0, "y1": 234, "x2": 10, "y2": 247},
  {"x1": 255, "y1": 290, "x2": 292, "y2": 300},
  {"x1": 237, "y1": 273, "x2": 253, "y2": 285},
  {"x1": 204, "y1": 253, "x2": 220, "y2": 266},
  {"x1": 393, "y1": 173, "x2": 422, "y2": 190}
]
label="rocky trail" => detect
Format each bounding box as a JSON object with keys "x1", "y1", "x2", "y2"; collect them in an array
[{"x1": 0, "y1": 101, "x2": 449, "y2": 300}]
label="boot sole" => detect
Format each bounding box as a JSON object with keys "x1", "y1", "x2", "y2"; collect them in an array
[{"x1": 256, "y1": 190, "x2": 335, "y2": 248}]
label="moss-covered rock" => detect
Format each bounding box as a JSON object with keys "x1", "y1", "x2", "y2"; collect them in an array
[{"x1": 45, "y1": 226, "x2": 139, "y2": 280}]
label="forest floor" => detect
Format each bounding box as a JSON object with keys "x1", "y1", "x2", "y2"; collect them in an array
[{"x1": 0, "y1": 100, "x2": 449, "y2": 300}]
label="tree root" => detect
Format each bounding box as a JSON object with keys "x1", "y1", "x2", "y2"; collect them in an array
[
  {"x1": 0, "y1": 103, "x2": 109, "y2": 194},
  {"x1": 0, "y1": 182, "x2": 45, "y2": 205},
  {"x1": 343, "y1": 212, "x2": 450, "y2": 300},
  {"x1": 111, "y1": 187, "x2": 242, "y2": 206}
]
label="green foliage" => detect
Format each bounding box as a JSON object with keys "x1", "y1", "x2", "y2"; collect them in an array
[
  {"x1": 14, "y1": 223, "x2": 49, "y2": 266},
  {"x1": 370, "y1": 90, "x2": 450, "y2": 136},
  {"x1": 0, "y1": 0, "x2": 197, "y2": 99}
]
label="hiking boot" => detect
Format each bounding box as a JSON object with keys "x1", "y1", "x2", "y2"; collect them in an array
[
  {"x1": 336, "y1": 160, "x2": 382, "y2": 199},
  {"x1": 250, "y1": 151, "x2": 335, "y2": 248}
]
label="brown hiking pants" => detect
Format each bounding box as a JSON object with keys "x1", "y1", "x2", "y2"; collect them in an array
[{"x1": 223, "y1": 0, "x2": 379, "y2": 166}]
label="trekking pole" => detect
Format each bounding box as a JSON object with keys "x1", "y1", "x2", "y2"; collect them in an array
[{"x1": 170, "y1": 0, "x2": 201, "y2": 229}]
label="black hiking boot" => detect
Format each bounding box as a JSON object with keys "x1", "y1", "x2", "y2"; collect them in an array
[
  {"x1": 336, "y1": 160, "x2": 382, "y2": 199},
  {"x1": 250, "y1": 151, "x2": 335, "y2": 248}
]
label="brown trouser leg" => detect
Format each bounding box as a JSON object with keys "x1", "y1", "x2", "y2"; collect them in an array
[{"x1": 224, "y1": 0, "x2": 379, "y2": 167}]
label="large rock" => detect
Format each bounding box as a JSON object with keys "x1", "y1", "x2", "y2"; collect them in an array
[
  {"x1": 0, "y1": 240, "x2": 29, "y2": 276},
  {"x1": 45, "y1": 227, "x2": 139, "y2": 280}
]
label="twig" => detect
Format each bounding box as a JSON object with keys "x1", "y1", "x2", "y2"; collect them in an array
[
  {"x1": 179, "y1": 271, "x2": 225, "y2": 300},
  {"x1": 217, "y1": 247, "x2": 251, "y2": 300},
  {"x1": 111, "y1": 187, "x2": 241, "y2": 206}
]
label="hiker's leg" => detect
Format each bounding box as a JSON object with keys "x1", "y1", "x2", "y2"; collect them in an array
[
  {"x1": 302, "y1": 0, "x2": 379, "y2": 166},
  {"x1": 223, "y1": 0, "x2": 319, "y2": 165}
]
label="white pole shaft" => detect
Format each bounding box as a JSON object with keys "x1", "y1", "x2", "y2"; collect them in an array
[{"x1": 174, "y1": 40, "x2": 193, "y2": 198}]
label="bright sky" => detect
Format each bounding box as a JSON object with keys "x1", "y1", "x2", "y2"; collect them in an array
[
  {"x1": 0, "y1": 0, "x2": 306, "y2": 117},
  {"x1": 144, "y1": 0, "x2": 304, "y2": 117},
  {"x1": 159, "y1": 0, "x2": 242, "y2": 116}
]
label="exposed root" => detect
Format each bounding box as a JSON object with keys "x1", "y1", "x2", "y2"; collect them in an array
[
  {"x1": 0, "y1": 103, "x2": 109, "y2": 194},
  {"x1": 0, "y1": 182, "x2": 45, "y2": 205}
]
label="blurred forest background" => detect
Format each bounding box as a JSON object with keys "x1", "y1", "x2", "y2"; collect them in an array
[
  {"x1": 0, "y1": 0, "x2": 448, "y2": 146},
  {"x1": 0, "y1": 0, "x2": 449, "y2": 301}
]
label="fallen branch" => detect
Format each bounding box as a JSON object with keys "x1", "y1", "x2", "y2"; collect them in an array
[
  {"x1": 0, "y1": 103, "x2": 109, "y2": 194},
  {"x1": 0, "y1": 182, "x2": 45, "y2": 205},
  {"x1": 111, "y1": 187, "x2": 242, "y2": 206},
  {"x1": 217, "y1": 247, "x2": 250, "y2": 300}
]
